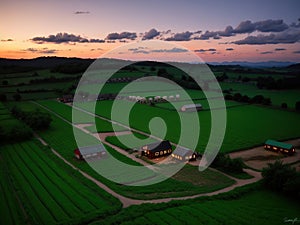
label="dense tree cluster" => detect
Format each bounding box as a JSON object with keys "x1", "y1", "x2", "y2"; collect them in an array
[
  {"x1": 212, "y1": 153, "x2": 244, "y2": 173},
  {"x1": 224, "y1": 92, "x2": 272, "y2": 105},
  {"x1": 29, "y1": 75, "x2": 80, "y2": 84},
  {"x1": 262, "y1": 160, "x2": 300, "y2": 198},
  {"x1": 256, "y1": 76, "x2": 300, "y2": 89},
  {"x1": 11, "y1": 106, "x2": 52, "y2": 130},
  {"x1": 0, "y1": 123, "x2": 33, "y2": 142}
]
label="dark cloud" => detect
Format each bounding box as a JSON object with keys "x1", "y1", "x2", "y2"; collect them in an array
[
  {"x1": 106, "y1": 32, "x2": 137, "y2": 40},
  {"x1": 151, "y1": 47, "x2": 188, "y2": 53},
  {"x1": 194, "y1": 48, "x2": 217, "y2": 53},
  {"x1": 260, "y1": 51, "x2": 273, "y2": 54},
  {"x1": 89, "y1": 39, "x2": 105, "y2": 43},
  {"x1": 196, "y1": 31, "x2": 218, "y2": 40},
  {"x1": 218, "y1": 26, "x2": 235, "y2": 37},
  {"x1": 233, "y1": 29, "x2": 300, "y2": 45},
  {"x1": 274, "y1": 48, "x2": 286, "y2": 51},
  {"x1": 1, "y1": 38, "x2": 13, "y2": 42},
  {"x1": 128, "y1": 47, "x2": 187, "y2": 54},
  {"x1": 233, "y1": 19, "x2": 288, "y2": 34},
  {"x1": 32, "y1": 33, "x2": 86, "y2": 44},
  {"x1": 234, "y1": 20, "x2": 256, "y2": 33},
  {"x1": 39, "y1": 49, "x2": 58, "y2": 54},
  {"x1": 142, "y1": 28, "x2": 160, "y2": 40},
  {"x1": 254, "y1": 19, "x2": 288, "y2": 32},
  {"x1": 165, "y1": 31, "x2": 193, "y2": 41},
  {"x1": 194, "y1": 19, "x2": 290, "y2": 41},
  {"x1": 24, "y1": 48, "x2": 38, "y2": 52},
  {"x1": 31, "y1": 32, "x2": 105, "y2": 44},
  {"x1": 293, "y1": 50, "x2": 300, "y2": 54},
  {"x1": 226, "y1": 48, "x2": 234, "y2": 51},
  {"x1": 196, "y1": 26, "x2": 235, "y2": 40},
  {"x1": 128, "y1": 47, "x2": 149, "y2": 54},
  {"x1": 22, "y1": 47, "x2": 58, "y2": 54},
  {"x1": 74, "y1": 11, "x2": 90, "y2": 14}
]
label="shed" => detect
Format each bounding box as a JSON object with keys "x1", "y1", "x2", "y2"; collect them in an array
[
  {"x1": 141, "y1": 140, "x2": 172, "y2": 159},
  {"x1": 74, "y1": 145, "x2": 107, "y2": 160},
  {"x1": 264, "y1": 139, "x2": 295, "y2": 155},
  {"x1": 171, "y1": 147, "x2": 197, "y2": 161},
  {"x1": 181, "y1": 104, "x2": 202, "y2": 112}
]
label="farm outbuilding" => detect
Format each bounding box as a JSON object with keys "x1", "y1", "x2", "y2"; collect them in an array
[
  {"x1": 74, "y1": 145, "x2": 107, "y2": 160},
  {"x1": 264, "y1": 139, "x2": 295, "y2": 155},
  {"x1": 181, "y1": 104, "x2": 202, "y2": 112},
  {"x1": 171, "y1": 147, "x2": 197, "y2": 161},
  {"x1": 141, "y1": 140, "x2": 172, "y2": 159}
]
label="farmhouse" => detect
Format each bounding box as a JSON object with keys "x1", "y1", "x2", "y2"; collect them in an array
[
  {"x1": 171, "y1": 147, "x2": 197, "y2": 161},
  {"x1": 141, "y1": 140, "x2": 172, "y2": 159},
  {"x1": 74, "y1": 145, "x2": 107, "y2": 160},
  {"x1": 181, "y1": 104, "x2": 202, "y2": 112},
  {"x1": 264, "y1": 139, "x2": 295, "y2": 155}
]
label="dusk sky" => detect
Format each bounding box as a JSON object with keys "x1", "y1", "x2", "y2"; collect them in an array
[{"x1": 1, "y1": 0, "x2": 300, "y2": 62}]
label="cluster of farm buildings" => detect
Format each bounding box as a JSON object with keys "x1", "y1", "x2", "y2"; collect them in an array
[
  {"x1": 74, "y1": 138, "x2": 296, "y2": 162},
  {"x1": 74, "y1": 140, "x2": 200, "y2": 162}
]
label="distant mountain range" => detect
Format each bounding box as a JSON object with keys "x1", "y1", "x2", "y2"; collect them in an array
[
  {"x1": 209, "y1": 61, "x2": 297, "y2": 68},
  {"x1": 0, "y1": 57, "x2": 298, "y2": 69}
]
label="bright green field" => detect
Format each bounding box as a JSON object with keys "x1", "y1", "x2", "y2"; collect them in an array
[
  {"x1": 76, "y1": 99, "x2": 300, "y2": 153},
  {"x1": 105, "y1": 132, "x2": 156, "y2": 150},
  {"x1": 220, "y1": 82, "x2": 300, "y2": 108},
  {"x1": 94, "y1": 188, "x2": 300, "y2": 225},
  {"x1": 0, "y1": 140, "x2": 121, "y2": 225},
  {"x1": 36, "y1": 100, "x2": 126, "y2": 132},
  {"x1": 14, "y1": 101, "x2": 235, "y2": 199}
]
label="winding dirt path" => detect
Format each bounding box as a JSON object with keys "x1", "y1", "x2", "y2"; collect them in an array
[
  {"x1": 33, "y1": 101, "x2": 262, "y2": 208},
  {"x1": 35, "y1": 134, "x2": 261, "y2": 208}
]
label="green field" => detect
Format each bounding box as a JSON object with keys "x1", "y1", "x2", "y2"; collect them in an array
[
  {"x1": 36, "y1": 100, "x2": 126, "y2": 132},
  {"x1": 11, "y1": 101, "x2": 236, "y2": 199},
  {"x1": 220, "y1": 82, "x2": 300, "y2": 108},
  {"x1": 105, "y1": 132, "x2": 156, "y2": 150},
  {"x1": 75, "y1": 99, "x2": 300, "y2": 153},
  {"x1": 93, "y1": 187, "x2": 300, "y2": 225},
  {"x1": 0, "y1": 140, "x2": 121, "y2": 225}
]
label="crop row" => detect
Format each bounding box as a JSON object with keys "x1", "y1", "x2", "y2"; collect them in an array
[
  {"x1": 1, "y1": 140, "x2": 121, "y2": 225},
  {"x1": 99, "y1": 190, "x2": 300, "y2": 225}
]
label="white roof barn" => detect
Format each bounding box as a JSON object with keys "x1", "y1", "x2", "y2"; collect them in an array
[{"x1": 181, "y1": 104, "x2": 202, "y2": 112}]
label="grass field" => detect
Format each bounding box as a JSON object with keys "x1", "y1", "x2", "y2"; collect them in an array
[
  {"x1": 220, "y1": 82, "x2": 300, "y2": 108},
  {"x1": 12, "y1": 101, "x2": 236, "y2": 199},
  {"x1": 93, "y1": 187, "x2": 300, "y2": 225},
  {"x1": 105, "y1": 132, "x2": 156, "y2": 150},
  {"x1": 76, "y1": 99, "x2": 300, "y2": 153},
  {"x1": 0, "y1": 140, "x2": 121, "y2": 225},
  {"x1": 36, "y1": 100, "x2": 126, "y2": 132}
]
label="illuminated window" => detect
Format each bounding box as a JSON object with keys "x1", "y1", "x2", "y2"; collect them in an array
[
  {"x1": 160, "y1": 151, "x2": 163, "y2": 155},
  {"x1": 155, "y1": 152, "x2": 159, "y2": 156},
  {"x1": 164, "y1": 150, "x2": 167, "y2": 154}
]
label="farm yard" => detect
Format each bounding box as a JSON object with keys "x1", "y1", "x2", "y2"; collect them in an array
[{"x1": 0, "y1": 58, "x2": 300, "y2": 225}]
